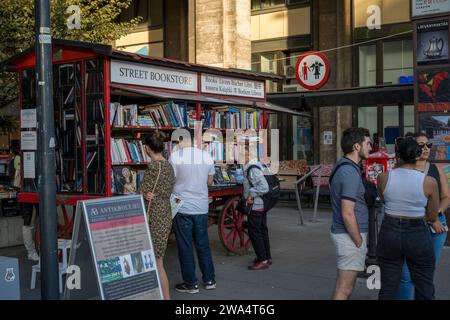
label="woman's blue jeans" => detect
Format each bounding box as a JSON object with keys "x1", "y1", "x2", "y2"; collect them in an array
[{"x1": 396, "y1": 213, "x2": 448, "y2": 300}]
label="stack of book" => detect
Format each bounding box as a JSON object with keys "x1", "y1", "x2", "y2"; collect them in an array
[
  {"x1": 206, "y1": 141, "x2": 224, "y2": 161},
  {"x1": 204, "y1": 107, "x2": 263, "y2": 129},
  {"x1": 110, "y1": 104, "x2": 138, "y2": 127},
  {"x1": 111, "y1": 138, "x2": 151, "y2": 163},
  {"x1": 140, "y1": 102, "x2": 188, "y2": 127},
  {"x1": 110, "y1": 102, "x2": 189, "y2": 127}
]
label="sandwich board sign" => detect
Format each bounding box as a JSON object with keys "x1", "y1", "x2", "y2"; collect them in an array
[{"x1": 63, "y1": 195, "x2": 162, "y2": 300}]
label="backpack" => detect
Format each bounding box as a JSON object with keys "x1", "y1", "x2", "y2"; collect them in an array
[
  {"x1": 247, "y1": 164, "x2": 280, "y2": 212},
  {"x1": 329, "y1": 161, "x2": 378, "y2": 208}
]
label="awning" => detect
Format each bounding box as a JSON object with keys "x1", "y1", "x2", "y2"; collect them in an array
[
  {"x1": 268, "y1": 84, "x2": 414, "y2": 109},
  {"x1": 111, "y1": 85, "x2": 308, "y2": 116},
  {"x1": 254, "y1": 101, "x2": 311, "y2": 117}
]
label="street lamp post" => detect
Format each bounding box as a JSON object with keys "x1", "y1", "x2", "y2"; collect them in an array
[{"x1": 35, "y1": 0, "x2": 59, "y2": 299}]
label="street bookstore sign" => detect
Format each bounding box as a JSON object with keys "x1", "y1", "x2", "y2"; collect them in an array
[
  {"x1": 111, "y1": 60, "x2": 198, "y2": 92},
  {"x1": 63, "y1": 195, "x2": 163, "y2": 300},
  {"x1": 200, "y1": 74, "x2": 265, "y2": 99}
]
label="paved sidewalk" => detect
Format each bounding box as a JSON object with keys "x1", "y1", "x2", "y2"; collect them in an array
[{"x1": 2, "y1": 203, "x2": 450, "y2": 300}]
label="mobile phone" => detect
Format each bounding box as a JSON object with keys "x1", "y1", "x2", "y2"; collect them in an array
[{"x1": 429, "y1": 225, "x2": 436, "y2": 234}]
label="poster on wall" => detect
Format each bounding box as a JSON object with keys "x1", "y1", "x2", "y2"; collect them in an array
[
  {"x1": 419, "y1": 113, "x2": 450, "y2": 160},
  {"x1": 436, "y1": 163, "x2": 450, "y2": 185},
  {"x1": 417, "y1": 20, "x2": 449, "y2": 66},
  {"x1": 412, "y1": 0, "x2": 450, "y2": 18},
  {"x1": 417, "y1": 68, "x2": 450, "y2": 111}
]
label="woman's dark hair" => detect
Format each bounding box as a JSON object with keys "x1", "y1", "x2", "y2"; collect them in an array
[
  {"x1": 412, "y1": 131, "x2": 429, "y2": 139},
  {"x1": 396, "y1": 137, "x2": 422, "y2": 164},
  {"x1": 144, "y1": 130, "x2": 167, "y2": 153},
  {"x1": 404, "y1": 131, "x2": 429, "y2": 139}
]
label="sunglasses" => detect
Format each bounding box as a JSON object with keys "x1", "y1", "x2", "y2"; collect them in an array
[{"x1": 418, "y1": 142, "x2": 433, "y2": 149}]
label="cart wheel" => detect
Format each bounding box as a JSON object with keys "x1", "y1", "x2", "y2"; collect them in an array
[{"x1": 218, "y1": 196, "x2": 251, "y2": 255}]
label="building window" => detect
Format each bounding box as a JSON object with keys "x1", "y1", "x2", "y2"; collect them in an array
[
  {"x1": 358, "y1": 45, "x2": 376, "y2": 87},
  {"x1": 252, "y1": 0, "x2": 285, "y2": 10},
  {"x1": 383, "y1": 40, "x2": 413, "y2": 85},
  {"x1": 251, "y1": 0, "x2": 307, "y2": 10},
  {"x1": 293, "y1": 116, "x2": 313, "y2": 163},
  {"x1": 358, "y1": 107, "x2": 378, "y2": 140},
  {"x1": 253, "y1": 51, "x2": 283, "y2": 93},
  {"x1": 119, "y1": 0, "x2": 163, "y2": 27}
]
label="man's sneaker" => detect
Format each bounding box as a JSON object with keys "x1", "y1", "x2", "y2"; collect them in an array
[
  {"x1": 204, "y1": 280, "x2": 216, "y2": 290},
  {"x1": 175, "y1": 283, "x2": 199, "y2": 294}
]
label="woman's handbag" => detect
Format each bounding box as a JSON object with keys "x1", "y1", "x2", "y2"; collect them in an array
[{"x1": 236, "y1": 196, "x2": 253, "y2": 215}]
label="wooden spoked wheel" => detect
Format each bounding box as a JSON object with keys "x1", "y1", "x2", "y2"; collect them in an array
[{"x1": 218, "y1": 196, "x2": 251, "y2": 255}]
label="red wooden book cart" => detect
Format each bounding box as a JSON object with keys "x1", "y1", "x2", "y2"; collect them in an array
[{"x1": 4, "y1": 39, "x2": 299, "y2": 254}]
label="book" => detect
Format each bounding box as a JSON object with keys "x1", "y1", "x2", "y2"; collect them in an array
[
  {"x1": 170, "y1": 194, "x2": 184, "y2": 219},
  {"x1": 112, "y1": 166, "x2": 137, "y2": 194}
]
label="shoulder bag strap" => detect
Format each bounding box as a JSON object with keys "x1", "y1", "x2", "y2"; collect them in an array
[{"x1": 147, "y1": 161, "x2": 162, "y2": 215}]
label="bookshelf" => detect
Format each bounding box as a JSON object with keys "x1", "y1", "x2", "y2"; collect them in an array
[
  {"x1": 84, "y1": 59, "x2": 106, "y2": 195},
  {"x1": 108, "y1": 99, "x2": 268, "y2": 194},
  {"x1": 54, "y1": 62, "x2": 83, "y2": 193}
]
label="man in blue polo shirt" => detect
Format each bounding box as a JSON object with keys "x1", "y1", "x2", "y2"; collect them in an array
[{"x1": 330, "y1": 127, "x2": 372, "y2": 300}]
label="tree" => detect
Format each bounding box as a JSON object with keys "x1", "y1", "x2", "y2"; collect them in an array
[{"x1": 0, "y1": 0, "x2": 141, "y2": 108}]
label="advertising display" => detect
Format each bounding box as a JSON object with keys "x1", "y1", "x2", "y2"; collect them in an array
[
  {"x1": 419, "y1": 113, "x2": 450, "y2": 160},
  {"x1": 417, "y1": 19, "x2": 449, "y2": 66},
  {"x1": 64, "y1": 195, "x2": 162, "y2": 300},
  {"x1": 417, "y1": 68, "x2": 450, "y2": 111}
]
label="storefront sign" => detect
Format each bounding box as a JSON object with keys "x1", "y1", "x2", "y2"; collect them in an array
[
  {"x1": 21, "y1": 109, "x2": 36, "y2": 129},
  {"x1": 417, "y1": 19, "x2": 449, "y2": 66},
  {"x1": 64, "y1": 196, "x2": 162, "y2": 300},
  {"x1": 21, "y1": 131, "x2": 37, "y2": 150},
  {"x1": 412, "y1": 0, "x2": 450, "y2": 18},
  {"x1": 201, "y1": 74, "x2": 265, "y2": 99},
  {"x1": 111, "y1": 60, "x2": 198, "y2": 92},
  {"x1": 295, "y1": 52, "x2": 330, "y2": 90}
]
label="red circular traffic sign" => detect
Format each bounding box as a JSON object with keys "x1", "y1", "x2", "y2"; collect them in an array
[{"x1": 295, "y1": 51, "x2": 330, "y2": 90}]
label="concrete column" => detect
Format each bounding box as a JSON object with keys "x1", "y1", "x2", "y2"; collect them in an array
[
  {"x1": 193, "y1": 0, "x2": 251, "y2": 69},
  {"x1": 315, "y1": 0, "x2": 353, "y2": 164}
]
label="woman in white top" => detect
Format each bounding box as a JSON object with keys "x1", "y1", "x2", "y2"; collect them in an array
[{"x1": 376, "y1": 136, "x2": 439, "y2": 300}]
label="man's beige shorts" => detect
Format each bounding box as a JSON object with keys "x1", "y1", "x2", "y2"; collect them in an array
[{"x1": 330, "y1": 232, "x2": 368, "y2": 272}]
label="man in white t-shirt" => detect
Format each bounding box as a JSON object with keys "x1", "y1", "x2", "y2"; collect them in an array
[{"x1": 169, "y1": 128, "x2": 216, "y2": 294}]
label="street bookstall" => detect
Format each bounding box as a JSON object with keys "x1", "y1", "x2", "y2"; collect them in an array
[{"x1": 3, "y1": 39, "x2": 301, "y2": 254}]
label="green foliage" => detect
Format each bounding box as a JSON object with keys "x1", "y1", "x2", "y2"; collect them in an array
[
  {"x1": 0, "y1": 116, "x2": 18, "y2": 134},
  {"x1": 0, "y1": 0, "x2": 141, "y2": 108}
]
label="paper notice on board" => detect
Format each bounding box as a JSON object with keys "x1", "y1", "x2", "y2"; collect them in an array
[
  {"x1": 23, "y1": 152, "x2": 36, "y2": 179},
  {"x1": 21, "y1": 109, "x2": 37, "y2": 128},
  {"x1": 323, "y1": 131, "x2": 333, "y2": 145},
  {"x1": 21, "y1": 131, "x2": 37, "y2": 150}
]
